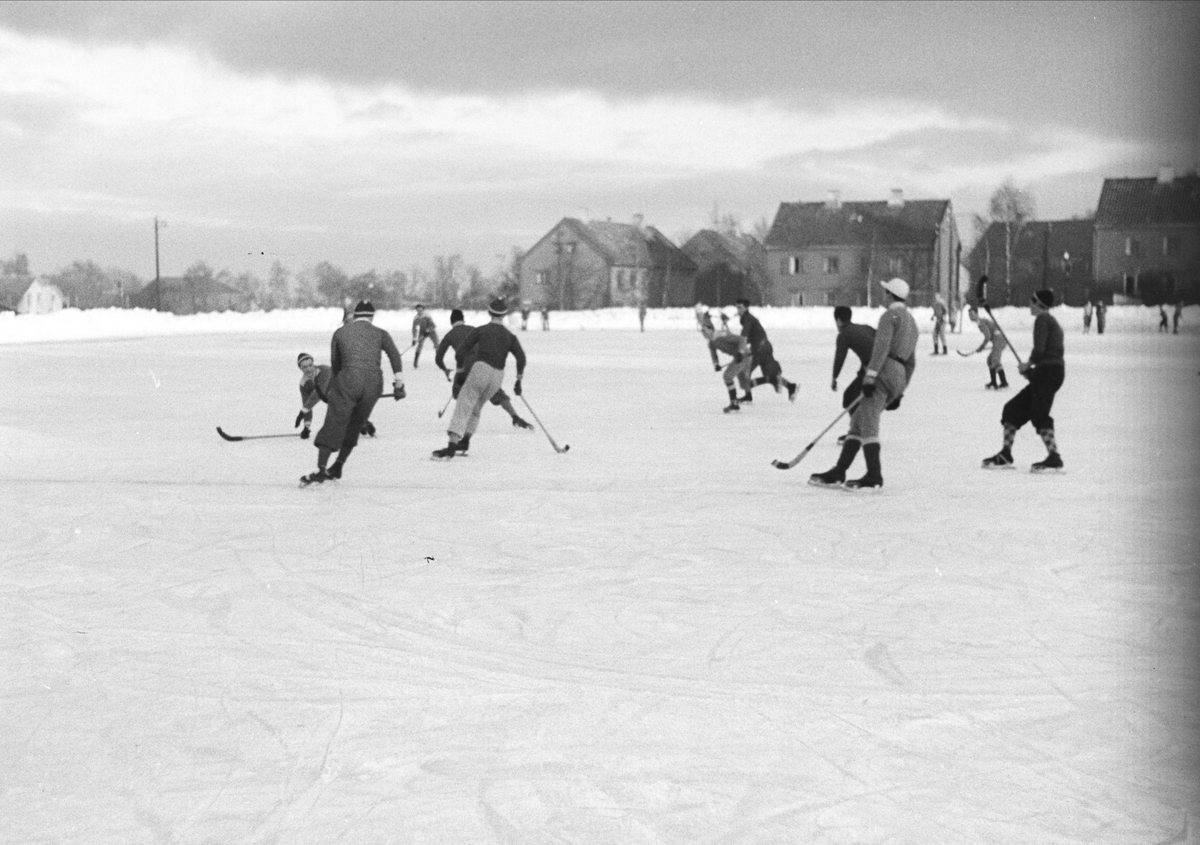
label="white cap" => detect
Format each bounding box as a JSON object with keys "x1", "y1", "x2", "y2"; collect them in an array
[{"x1": 880, "y1": 277, "x2": 910, "y2": 300}]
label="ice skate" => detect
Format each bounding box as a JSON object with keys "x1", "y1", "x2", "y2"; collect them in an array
[
  {"x1": 738, "y1": 393, "x2": 753, "y2": 404},
  {"x1": 1030, "y1": 453, "x2": 1064, "y2": 473},
  {"x1": 808, "y1": 468, "x2": 845, "y2": 488},
  {"x1": 326, "y1": 462, "x2": 343, "y2": 479},
  {"x1": 981, "y1": 450, "x2": 1015, "y2": 469},
  {"x1": 843, "y1": 474, "x2": 883, "y2": 491},
  {"x1": 786, "y1": 381, "x2": 798, "y2": 402},
  {"x1": 722, "y1": 401, "x2": 740, "y2": 413},
  {"x1": 431, "y1": 442, "x2": 458, "y2": 460},
  {"x1": 455, "y1": 434, "x2": 471, "y2": 457},
  {"x1": 300, "y1": 468, "x2": 330, "y2": 486}
]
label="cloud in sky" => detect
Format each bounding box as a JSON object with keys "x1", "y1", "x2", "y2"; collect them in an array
[{"x1": 0, "y1": 9, "x2": 1183, "y2": 276}]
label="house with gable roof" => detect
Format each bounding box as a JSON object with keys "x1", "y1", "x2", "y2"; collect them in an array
[
  {"x1": 763, "y1": 190, "x2": 961, "y2": 308},
  {"x1": 518, "y1": 217, "x2": 696, "y2": 310},
  {"x1": 1093, "y1": 168, "x2": 1200, "y2": 305},
  {"x1": 968, "y1": 217, "x2": 1096, "y2": 307},
  {"x1": 681, "y1": 229, "x2": 770, "y2": 307}
]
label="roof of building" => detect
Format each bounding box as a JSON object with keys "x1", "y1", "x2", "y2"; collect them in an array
[
  {"x1": 682, "y1": 229, "x2": 761, "y2": 266},
  {"x1": 544, "y1": 218, "x2": 695, "y2": 270},
  {"x1": 766, "y1": 199, "x2": 952, "y2": 249},
  {"x1": 1095, "y1": 174, "x2": 1200, "y2": 228}
]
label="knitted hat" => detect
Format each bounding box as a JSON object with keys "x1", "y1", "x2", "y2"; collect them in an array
[
  {"x1": 450, "y1": 308, "x2": 464, "y2": 324},
  {"x1": 297, "y1": 352, "x2": 314, "y2": 367},
  {"x1": 353, "y1": 300, "x2": 375, "y2": 317},
  {"x1": 415, "y1": 303, "x2": 425, "y2": 311},
  {"x1": 1031, "y1": 289, "x2": 1055, "y2": 309},
  {"x1": 735, "y1": 298, "x2": 751, "y2": 307},
  {"x1": 488, "y1": 297, "x2": 508, "y2": 317},
  {"x1": 880, "y1": 278, "x2": 910, "y2": 300}
]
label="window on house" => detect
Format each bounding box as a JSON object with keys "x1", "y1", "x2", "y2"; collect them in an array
[
  {"x1": 536, "y1": 271, "x2": 548, "y2": 287},
  {"x1": 1125, "y1": 237, "x2": 1139, "y2": 257},
  {"x1": 789, "y1": 291, "x2": 801, "y2": 307},
  {"x1": 825, "y1": 256, "x2": 840, "y2": 274},
  {"x1": 1164, "y1": 236, "x2": 1179, "y2": 256},
  {"x1": 887, "y1": 257, "x2": 903, "y2": 274},
  {"x1": 1124, "y1": 273, "x2": 1138, "y2": 295},
  {"x1": 789, "y1": 256, "x2": 803, "y2": 274}
]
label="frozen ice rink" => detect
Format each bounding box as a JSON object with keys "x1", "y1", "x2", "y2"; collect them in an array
[{"x1": 3, "y1": 308, "x2": 1198, "y2": 844}]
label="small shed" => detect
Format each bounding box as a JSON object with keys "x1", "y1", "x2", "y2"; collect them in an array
[{"x1": 17, "y1": 279, "x2": 66, "y2": 315}]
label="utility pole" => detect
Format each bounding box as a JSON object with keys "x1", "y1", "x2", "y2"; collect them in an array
[{"x1": 154, "y1": 216, "x2": 162, "y2": 311}]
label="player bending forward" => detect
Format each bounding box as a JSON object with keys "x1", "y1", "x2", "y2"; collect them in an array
[
  {"x1": 435, "y1": 308, "x2": 534, "y2": 440},
  {"x1": 432, "y1": 297, "x2": 526, "y2": 459}
]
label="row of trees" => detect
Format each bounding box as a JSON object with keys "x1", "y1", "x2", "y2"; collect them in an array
[{"x1": 1, "y1": 249, "x2": 525, "y2": 312}]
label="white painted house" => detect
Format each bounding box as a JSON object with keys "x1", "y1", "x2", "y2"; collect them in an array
[{"x1": 17, "y1": 279, "x2": 66, "y2": 314}]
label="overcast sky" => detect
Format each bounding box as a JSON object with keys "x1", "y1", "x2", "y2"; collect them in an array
[{"x1": 1, "y1": 0, "x2": 1197, "y2": 282}]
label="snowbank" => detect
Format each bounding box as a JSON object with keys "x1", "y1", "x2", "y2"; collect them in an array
[{"x1": 0, "y1": 303, "x2": 1192, "y2": 344}]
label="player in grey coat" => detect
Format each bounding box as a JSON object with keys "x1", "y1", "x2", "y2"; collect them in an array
[
  {"x1": 810, "y1": 278, "x2": 918, "y2": 490},
  {"x1": 301, "y1": 301, "x2": 405, "y2": 484}
]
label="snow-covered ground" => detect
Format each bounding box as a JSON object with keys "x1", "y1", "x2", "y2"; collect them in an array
[{"x1": 2, "y1": 307, "x2": 1198, "y2": 844}]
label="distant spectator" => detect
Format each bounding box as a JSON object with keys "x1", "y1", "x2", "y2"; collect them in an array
[
  {"x1": 1173, "y1": 300, "x2": 1183, "y2": 334},
  {"x1": 1095, "y1": 300, "x2": 1107, "y2": 335},
  {"x1": 1082, "y1": 300, "x2": 1093, "y2": 334},
  {"x1": 540, "y1": 304, "x2": 550, "y2": 331},
  {"x1": 1158, "y1": 304, "x2": 1169, "y2": 333}
]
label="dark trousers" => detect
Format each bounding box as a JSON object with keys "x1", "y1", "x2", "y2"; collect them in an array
[
  {"x1": 1002, "y1": 365, "x2": 1064, "y2": 432},
  {"x1": 751, "y1": 340, "x2": 782, "y2": 383},
  {"x1": 315, "y1": 368, "x2": 382, "y2": 453}
]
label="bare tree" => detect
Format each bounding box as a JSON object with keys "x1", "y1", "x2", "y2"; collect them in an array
[{"x1": 988, "y1": 180, "x2": 1036, "y2": 304}]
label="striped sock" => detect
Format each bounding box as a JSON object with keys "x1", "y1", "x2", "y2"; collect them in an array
[{"x1": 1038, "y1": 428, "x2": 1058, "y2": 454}]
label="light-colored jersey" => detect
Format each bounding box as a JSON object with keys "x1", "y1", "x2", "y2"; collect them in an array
[{"x1": 866, "y1": 302, "x2": 919, "y2": 389}]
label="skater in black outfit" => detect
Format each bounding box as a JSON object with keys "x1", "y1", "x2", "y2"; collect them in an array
[
  {"x1": 982, "y1": 289, "x2": 1065, "y2": 472},
  {"x1": 830, "y1": 306, "x2": 876, "y2": 443},
  {"x1": 736, "y1": 299, "x2": 798, "y2": 403}
]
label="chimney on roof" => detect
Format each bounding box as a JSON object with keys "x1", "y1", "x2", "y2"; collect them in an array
[
  {"x1": 888, "y1": 189, "x2": 905, "y2": 208},
  {"x1": 826, "y1": 190, "x2": 841, "y2": 210},
  {"x1": 1157, "y1": 165, "x2": 1175, "y2": 184},
  {"x1": 633, "y1": 212, "x2": 645, "y2": 229}
]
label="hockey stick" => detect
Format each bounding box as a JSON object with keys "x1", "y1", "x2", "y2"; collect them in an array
[
  {"x1": 956, "y1": 349, "x2": 978, "y2": 358},
  {"x1": 437, "y1": 395, "x2": 453, "y2": 418},
  {"x1": 976, "y1": 276, "x2": 1026, "y2": 368},
  {"x1": 771, "y1": 398, "x2": 861, "y2": 470},
  {"x1": 518, "y1": 394, "x2": 569, "y2": 453},
  {"x1": 217, "y1": 427, "x2": 302, "y2": 442}
]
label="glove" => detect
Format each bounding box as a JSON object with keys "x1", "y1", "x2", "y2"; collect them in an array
[
  {"x1": 295, "y1": 409, "x2": 311, "y2": 428},
  {"x1": 861, "y1": 381, "x2": 876, "y2": 398},
  {"x1": 300, "y1": 427, "x2": 311, "y2": 440},
  {"x1": 831, "y1": 378, "x2": 837, "y2": 392},
  {"x1": 886, "y1": 395, "x2": 902, "y2": 411},
  {"x1": 513, "y1": 378, "x2": 522, "y2": 396},
  {"x1": 715, "y1": 364, "x2": 722, "y2": 372},
  {"x1": 393, "y1": 374, "x2": 406, "y2": 400}
]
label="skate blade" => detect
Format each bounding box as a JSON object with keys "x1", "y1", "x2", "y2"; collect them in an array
[
  {"x1": 1030, "y1": 467, "x2": 1064, "y2": 474},
  {"x1": 807, "y1": 479, "x2": 844, "y2": 489},
  {"x1": 842, "y1": 485, "x2": 883, "y2": 493},
  {"x1": 981, "y1": 463, "x2": 1016, "y2": 470}
]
